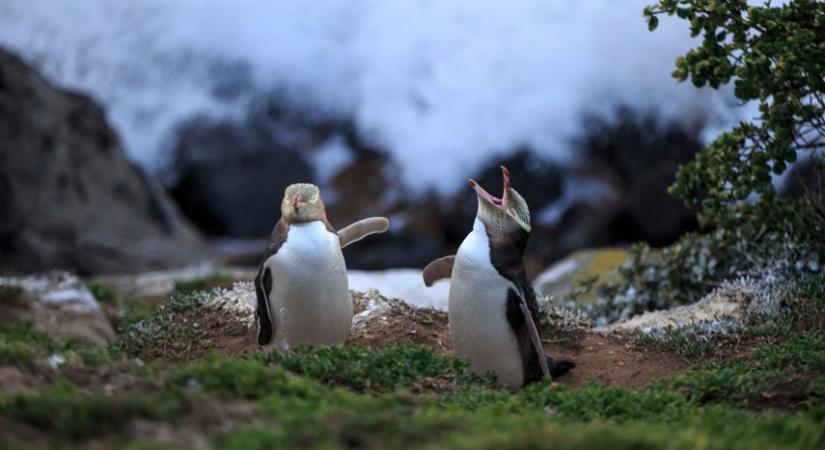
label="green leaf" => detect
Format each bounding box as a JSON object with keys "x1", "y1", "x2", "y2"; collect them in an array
[{"x1": 648, "y1": 15, "x2": 660, "y2": 31}]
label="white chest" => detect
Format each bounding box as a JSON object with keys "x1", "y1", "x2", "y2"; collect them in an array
[
  {"x1": 263, "y1": 221, "x2": 352, "y2": 349},
  {"x1": 448, "y1": 218, "x2": 523, "y2": 387}
]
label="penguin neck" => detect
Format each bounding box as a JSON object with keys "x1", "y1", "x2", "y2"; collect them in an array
[
  {"x1": 471, "y1": 217, "x2": 487, "y2": 236},
  {"x1": 473, "y1": 217, "x2": 528, "y2": 278}
]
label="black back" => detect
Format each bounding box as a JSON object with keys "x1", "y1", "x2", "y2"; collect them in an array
[{"x1": 485, "y1": 223, "x2": 563, "y2": 385}]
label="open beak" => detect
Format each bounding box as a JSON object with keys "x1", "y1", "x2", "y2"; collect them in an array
[{"x1": 469, "y1": 165, "x2": 510, "y2": 208}]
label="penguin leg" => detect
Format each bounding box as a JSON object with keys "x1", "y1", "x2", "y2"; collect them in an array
[
  {"x1": 337, "y1": 217, "x2": 390, "y2": 248},
  {"x1": 255, "y1": 267, "x2": 275, "y2": 346},
  {"x1": 422, "y1": 255, "x2": 455, "y2": 287},
  {"x1": 545, "y1": 356, "x2": 575, "y2": 378}
]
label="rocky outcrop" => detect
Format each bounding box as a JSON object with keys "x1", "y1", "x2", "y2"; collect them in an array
[
  {"x1": 168, "y1": 118, "x2": 313, "y2": 237},
  {"x1": 0, "y1": 48, "x2": 210, "y2": 275},
  {"x1": 0, "y1": 272, "x2": 114, "y2": 344},
  {"x1": 533, "y1": 248, "x2": 631, "y2": 304}
]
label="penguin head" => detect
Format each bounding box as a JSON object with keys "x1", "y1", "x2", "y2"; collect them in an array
[
  {"x1": 281, "y1": 183, "x2": 327, "y2": 223},
  {"x1": 469, "y1": 165, "x2": 532, "y2": 234}
]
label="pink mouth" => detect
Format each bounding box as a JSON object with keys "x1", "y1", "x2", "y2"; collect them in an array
[{"x1": 469, "y1": 165, "x2": 510, "y2": 208}]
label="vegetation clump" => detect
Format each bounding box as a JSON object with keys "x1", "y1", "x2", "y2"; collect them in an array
[
  {"x1": 589, "y1": 193, "x2": 824, "y2": 324},
  {"x1": 173, "y1": 273, "x2": 234, "y2": 295},
  {"x1": 645, "y1": 0, "x2": 825, "y2": 213},
  {"x1": 112, "y1": 290, "x2": 211, "y2": 358}
]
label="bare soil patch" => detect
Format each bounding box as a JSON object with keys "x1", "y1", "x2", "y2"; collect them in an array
[
  {"x1": 120, "y1": 288, "x2": 692, "y2": 389},
  {"x1": 546, "y1": 333, "x2": 690, "y2": 389},
  {"x1": 347, "y1": 293, "x2": 451, "y2": 354}
]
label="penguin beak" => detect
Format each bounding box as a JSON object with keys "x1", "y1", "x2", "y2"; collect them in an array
[
  {"x1": 292, "y1": 196, "x2": 305, "y2": 210},
  {"x1": 469, "y1": 165, "x2": 510, "y2": 209}
]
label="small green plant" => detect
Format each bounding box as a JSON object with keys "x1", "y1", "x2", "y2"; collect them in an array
[
  {"x1": 593, "y1": 195, "x2": 824, "y2": 323},
  {"x1": 173, "y1": 273, "x2": 234, "y2": 295},
  {"x1": 261, "y1": 345, "x2": 483, "y2": 391},
  {"x1": 645, "y1": 0, "x2": 825, "y2": 214},
  {"x1": 112, "y1": 291, "x2": 210, "y2": 358},
  {"x1": 0, "y1": 380, "x2": 184, "y2": 441},
  {"x1": 754, "y1": 333, "x2": 825, "y2": 372},
  {"x1": 635, "y1": 326, "x2": 722, "y2": 359},
  {"x1": 87, "y1": 282, "x2": 117, "y2": 304}
]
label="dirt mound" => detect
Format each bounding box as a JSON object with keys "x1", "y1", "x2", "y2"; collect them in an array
[
  {"x1": 547, "y1": 333, "x2": 689, "y2": 389},
  {"x1": 168, "y1": 286, "x2": 689, "y2": 389},
  {"x1": 348, "y1": 291, "x2": 451, "y2": 353}
]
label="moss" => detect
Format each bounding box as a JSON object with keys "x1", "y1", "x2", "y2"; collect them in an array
[
  {"x1": 0, "y1": 322, "x2": 64, "y2": 365},
  {"x1": 2, "y1": 273, "x2": 823, "y2": 448},
  {"x1": 259, "y1": 345, "x2": 486, "y2": 391},
  {"x1": 112, "y1": 291, "x2": 210, "y2": 358},
  {"x1": 213, "y1": 379, "x2": 825, "y2": 450},
  {"x1": 173, "y1": 273, "x2": 234, "y2": 295},
  {"x1": 87, "y1": 283, "x2": 117, "y2": 304},
  {"x1": 0, "y1": 340, "x2": 36, "y2": 366},
  {"x1": 2, "y1": 342, "x2": 824, "y2": 448},
  {"x1": 754, "y1": 333, "x2": 825, "y2": 372},
  {"x1": 0, "y1": 380, "x2": 184, "y2": 441},
  {"x1": 90, "y1": 282, "x2": 165, "y2": 333}
]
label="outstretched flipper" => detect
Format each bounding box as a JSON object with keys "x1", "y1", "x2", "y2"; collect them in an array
[
  {"x1": 422, "y1": 255, "x2": 455, "y2": 287},
  {"x1": 255, "y1": 266, "x2": 274, "y2": 345},
  {"x1": 337, "y1": 217, "x2": 390, "y2": 248}
]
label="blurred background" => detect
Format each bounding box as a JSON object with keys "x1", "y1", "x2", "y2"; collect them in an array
[{"x1": 0, "y1": 0, "x2": 763, "y2": 278}]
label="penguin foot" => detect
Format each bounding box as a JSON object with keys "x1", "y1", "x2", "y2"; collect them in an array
[{"x1": 546, "y1": 356, "x2": 575, "y2": 378}]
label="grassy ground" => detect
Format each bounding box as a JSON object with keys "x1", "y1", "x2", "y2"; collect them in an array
[{"x1": 1, "y1": 274, "x2": 823, "y2": 449}]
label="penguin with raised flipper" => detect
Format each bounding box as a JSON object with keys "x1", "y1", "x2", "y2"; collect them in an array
[
  {"x1": 423, "y1": 166, "x2": 574, "y2": 388},
  {"x1": 256, "y1": 183, "x2": 389, "y2": 352}
]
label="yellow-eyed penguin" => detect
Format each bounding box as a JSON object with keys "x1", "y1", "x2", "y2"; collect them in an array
[
  {"x1": 256, "y1": 183, "x2": 389, "y2": 351},
  {"x1": 422, "y1": 166, "x2": 574, "y2": 388}
]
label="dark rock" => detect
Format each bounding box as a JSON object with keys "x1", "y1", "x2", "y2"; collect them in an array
[
  {"x1": 0, "y1": 48, "x2": 210, "y2": 276},
  {"x1": 779, "y1": 154, "x2": 824, "y2": 198},
  {"x1": 166, "y1": 94, "x2": 371, "y2": 237},
  {"x1": 440, "y1": 150, "x2": 564, "y2": 244},
  {"x1": 615, "y1": 161, "x2": 697, "y2": 245},
  {"x1": 577, "y1": 108, "x2": 700, "y2": 246},
  {"x1": 168, "y1": 119, "x2": 314, "y2": 236}
]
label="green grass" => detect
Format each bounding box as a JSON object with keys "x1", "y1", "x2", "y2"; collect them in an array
[
  {"x1": 0, "y1": 380, "x2": 184, "y2": 441},
  {"x1": 173, "y1": 273, "x2": 234, "y2": 295},
  {"x1": 259, "y1": 345, "x2": 491, "y2": 391},
  {"x1": 2, "y1": 340, "x2": 824, "y2": 449},
  {"x1": 2, "y1": 273, "x2": 824, "y2": 448},
  {"x1": 89, "y1": 283, "x2": 164, "y2": 332},
  {"x1": 111, "y1": 291, "x2": 210, "y2": 358},
  {"x1": 634, "y1": 326, "x2": 722, "y2": 358},
  {"x1": 0, "y1": 322, "x2": 65, "y2": 366},
  {"x1": 0, "y1": 321, "x2": 114, "y2": 368},
  {"x1": 755, "y1": 333, "x2": 825, "y2": 372}
]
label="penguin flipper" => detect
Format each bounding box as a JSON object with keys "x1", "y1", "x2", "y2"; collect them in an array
[
  {"x1": 422, "y1": 255, "x2": 455, "y2": 287},
  {"x1": 255, "y1": 266, "x2": 274, "y2": 346},
  {"x1": 513, "y1": 289, "x2": 551, "y2": 379},
  {"x1": 338, "y1": 217, "x2": 390, "y2": 248}
]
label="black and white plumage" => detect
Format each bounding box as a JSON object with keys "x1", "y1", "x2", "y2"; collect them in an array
[
  {"x1": 255, "y1": 183, "x2": 388, "y2": 351},
  {"x1": 423, "y1": 166, "x2": 574, "y2": 387}
]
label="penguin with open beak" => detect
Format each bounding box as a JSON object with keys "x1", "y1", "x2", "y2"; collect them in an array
[
  {"x1": 423, "y1": 166, "x2": 574, "y2": 387},
  {"x1": 256, "y1": 183, "x2": 389, "y2": 352}
]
